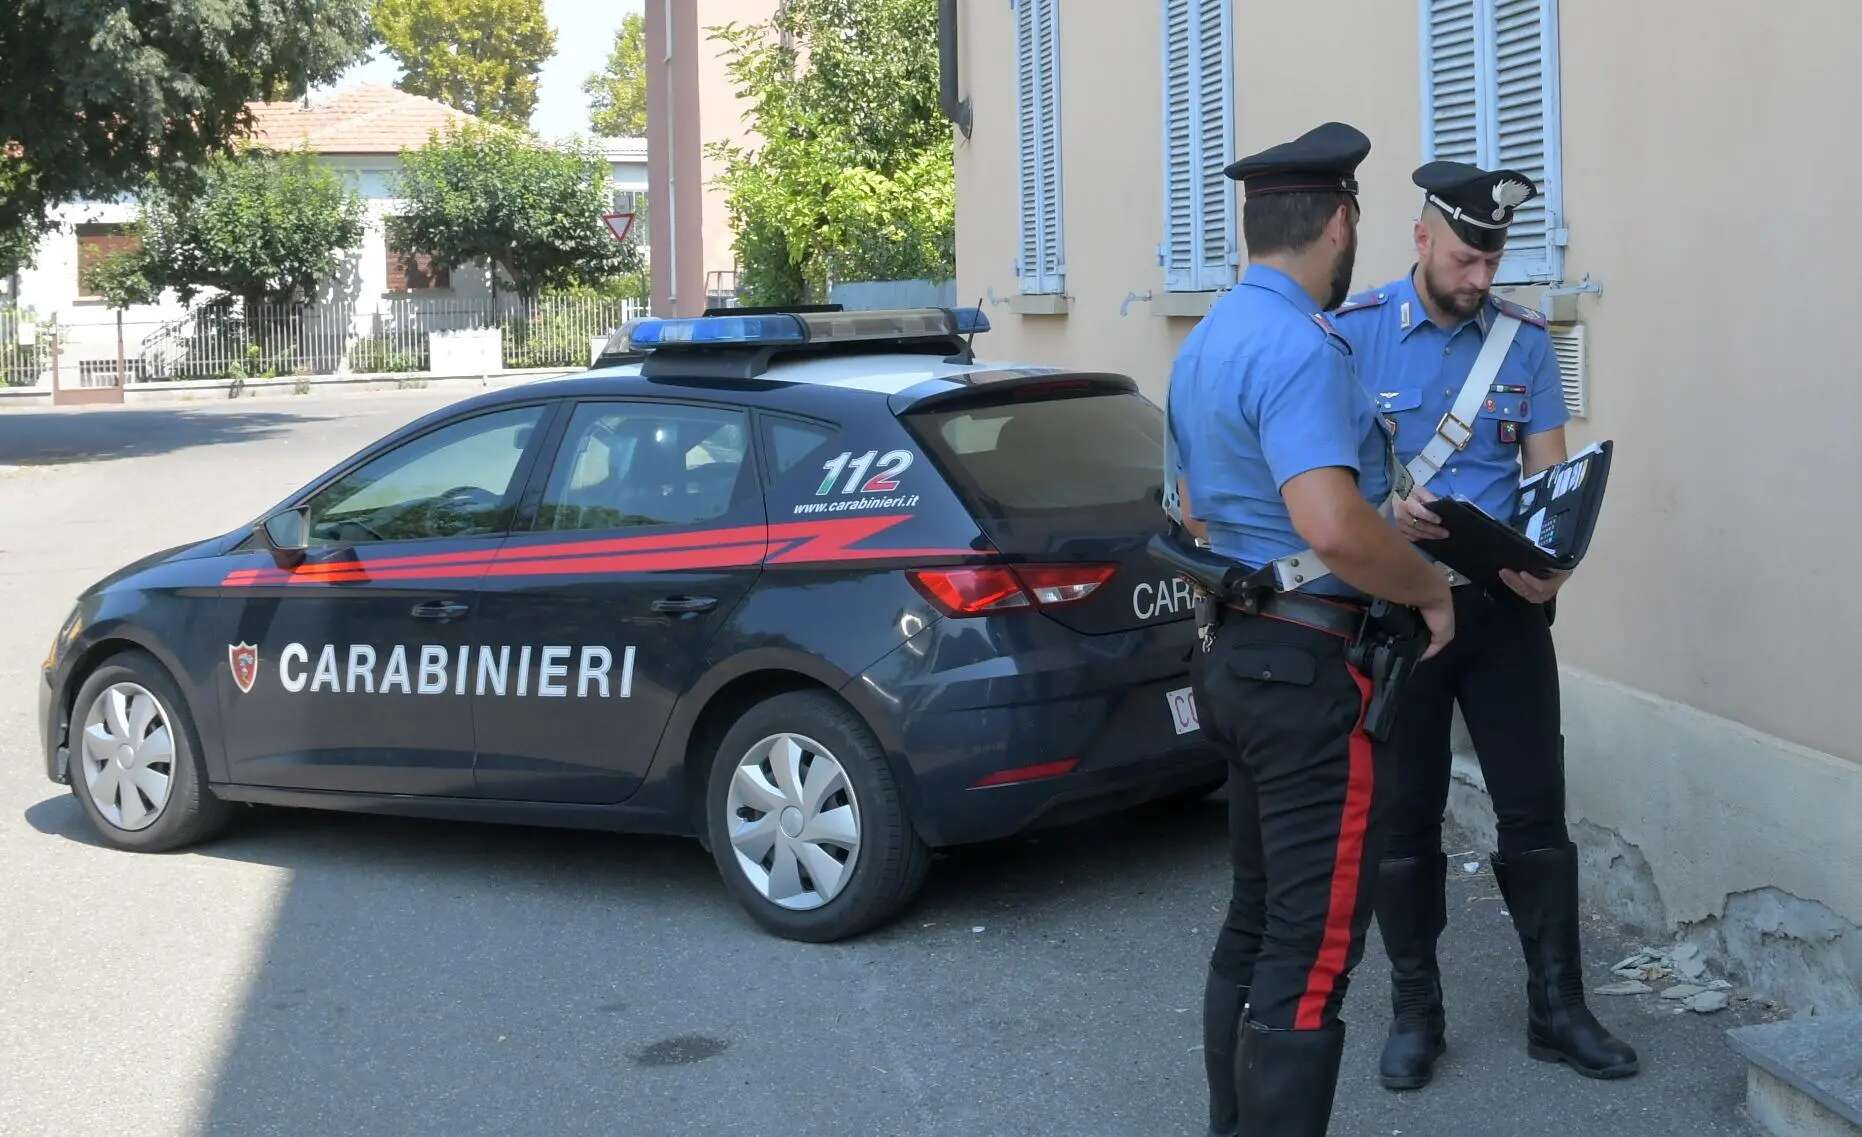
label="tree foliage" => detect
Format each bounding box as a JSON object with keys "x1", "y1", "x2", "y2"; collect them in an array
[
  {"x1": 388, "y1": 124, "x2": 642, "y2": 301},
  {"x1": 139, "y1": 149, "x2": 367, "y2": 310},
  {"x1": 0, "y1": 0, "x2": 373, "y2": 244},
  {"x1": 373, "y1": 0, "x2": 557, "y2": 128},
  {"x1": 708, "y1": 0, "x2": 954, "y2": 306},
  {"x1": 584, "y1": 12, "x2": 649, "y2": 138},
  {"x1": 84, "y1": 248, "x2": 161, "y2": 312}
]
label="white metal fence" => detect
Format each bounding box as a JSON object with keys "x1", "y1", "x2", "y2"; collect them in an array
[{"x1": 0, "y1": 295, "x2": 649, "y2": 388}]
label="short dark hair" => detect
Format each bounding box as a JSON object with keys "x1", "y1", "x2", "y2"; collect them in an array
[{"x1": 1242, "y1": 191, "x2": 1353, "y2": 257}]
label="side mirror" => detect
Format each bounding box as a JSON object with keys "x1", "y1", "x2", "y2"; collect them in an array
[{"x1": 259, "y1": 507, "x2": 310, "y2": 569}]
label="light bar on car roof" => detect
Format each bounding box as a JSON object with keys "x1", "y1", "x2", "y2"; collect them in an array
[{"x1": 626, "y1": 307, "x2": 990, "y2": 351}]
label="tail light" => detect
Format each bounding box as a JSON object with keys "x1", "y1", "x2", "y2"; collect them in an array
[{"x1": 907, "y1": 563, "x2": 1115, "y2": 617}]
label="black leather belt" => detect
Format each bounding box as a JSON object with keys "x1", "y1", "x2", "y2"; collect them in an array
[{"x1": 1226, "y1": 591, "x2": 1365, "y2": 640}]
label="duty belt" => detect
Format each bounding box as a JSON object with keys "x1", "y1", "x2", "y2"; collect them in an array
[{"x1": 1227, "y1": 591, "x2": 1364, "y2": 640}]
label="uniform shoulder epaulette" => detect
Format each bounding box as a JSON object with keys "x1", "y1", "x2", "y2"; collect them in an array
[
  {"x1": 1310, "y1": 311, "x2": 1351, "y2": 355},
  {"x1": 1493, "y1": 297, "x2": 1547, "y2": 328},
  {"x1": 1332, "y1": 290, "x2": 1387, "y2": 317}
]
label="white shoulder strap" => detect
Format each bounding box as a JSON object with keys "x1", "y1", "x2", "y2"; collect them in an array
[{"x1": 1267, "y1": 313, "x2": 1522, "y2": 592}]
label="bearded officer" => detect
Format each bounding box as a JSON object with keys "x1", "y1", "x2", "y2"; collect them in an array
[
  {"x1": 1331, "y1": 162, "x2": 1638, "y2": 1091},
  {"x1": 1169, "y1": 122, "x2": 1455, "y2": 1137}
]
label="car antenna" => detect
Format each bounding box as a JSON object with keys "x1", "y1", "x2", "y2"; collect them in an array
[{"x1": 963, "y1": 297, "x2": 982, "y2": 361}]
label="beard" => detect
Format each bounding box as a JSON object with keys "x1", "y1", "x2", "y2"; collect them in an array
[
  {"x1": 1325, "y1": 226, "x2": 1358, "y2": 311},
  {"x1": 1420, "y1": 258, "x2": 1488, "y2": 321}
]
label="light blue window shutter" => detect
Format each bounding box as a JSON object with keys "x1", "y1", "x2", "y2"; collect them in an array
[
  {"x1": 1489, "y1": 0, "x2": 1562, "y2": 283},
  {"x1": 1160, "y1": 0, "x2": 1196, "y2": 291},
  {"x1": 1015, "y1": 0, "x2": 1064, "y2": 294},
  {"x1": 1421, "y1": 0, "x2": 1563, "y2": 284},
  {"x1": 1160, "y1": 0, "x2": 1234, "y2": 292}
]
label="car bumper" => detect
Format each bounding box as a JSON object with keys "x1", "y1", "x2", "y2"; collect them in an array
[{"x1": 857, "y1": 615, "x2": 1224, "y2": 846}]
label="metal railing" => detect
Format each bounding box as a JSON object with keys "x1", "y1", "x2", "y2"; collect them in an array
[{"x1": 0, "y1": 295, "x2": 650, "y2": 388}]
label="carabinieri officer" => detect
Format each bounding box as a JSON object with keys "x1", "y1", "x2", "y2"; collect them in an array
[
  {"x1": 1332, "y1": 161, "x2": 1639, "y2": 1091},
  {"x1": 1170, "y1": 123, "x2": 1455, "y2": 1137}
]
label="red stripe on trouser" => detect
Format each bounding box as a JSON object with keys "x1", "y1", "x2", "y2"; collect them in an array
[{"x1": 1293, "y1": 665, "x2": 1376, "y2": 1030}]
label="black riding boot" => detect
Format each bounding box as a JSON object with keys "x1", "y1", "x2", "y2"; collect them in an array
[
  {"x1": 1234, "y1": 1020, "x2": 1347, "y2": 1137},
  {"x1": 1491, "y1": 843, "x2": 1640, "y2": 1079},
  {"x1": 1374, "y1": 853, "x2": 1448, "y2": 1090},
  {"x1": 1202, "y1": 971, "x2": 1250, "y2": 1136}
]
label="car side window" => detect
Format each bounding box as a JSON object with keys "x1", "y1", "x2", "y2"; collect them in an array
[
  {"x1": 534, "y1": 402, "x2": 750, "y2": 532},
  {"x1": 305, "y1": 406, "x2": 545, "y2": 546},
  {"x1": 762, "y1": 416, "x2": 838, "y2": 477}
]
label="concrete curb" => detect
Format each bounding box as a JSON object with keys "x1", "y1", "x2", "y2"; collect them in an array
[{"x1": 0, "y1": 368, "x2": 581, "y2": 408}]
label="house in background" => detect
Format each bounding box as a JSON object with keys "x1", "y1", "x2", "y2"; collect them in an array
[
  {"x1": 947, "y1": 0, "x2": 1862, "y2": 1015},
  {"x1": 645, "y1": 0, "x2": 777, "y2": 316},
  {"x1": 2, "y1": 85, "x2": 648, "y2": 392}
]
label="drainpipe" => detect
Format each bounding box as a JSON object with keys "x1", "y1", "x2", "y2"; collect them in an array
[{"x1": 938, "y1": 0, "x2": 973, "y2": 139}]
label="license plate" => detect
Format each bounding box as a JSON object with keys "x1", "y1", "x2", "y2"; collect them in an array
[{"x1": 1166, "y1": 687, "x2": 1200, "y2": 735}]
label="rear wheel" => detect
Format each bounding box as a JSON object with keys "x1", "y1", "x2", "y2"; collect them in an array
[
  {"x1": 67, "y1": 651, "x2": 232, "y2": 852},
  {"x1": 705, "y1": 691, "x2": 928, "y2": 941}
]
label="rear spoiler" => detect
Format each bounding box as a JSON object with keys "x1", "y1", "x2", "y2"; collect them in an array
[{"x1": 889, "y1": 370, "x2": 1138, "y2": 416}]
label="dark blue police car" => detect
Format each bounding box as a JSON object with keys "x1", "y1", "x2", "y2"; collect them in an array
[{"x1": 38, "y1": 307, "x2": 1219, "y2": 940}]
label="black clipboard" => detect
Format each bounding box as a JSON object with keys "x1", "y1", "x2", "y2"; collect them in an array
[{"x1": 1415, "y1": 440, "x2": 1613, "y2": 584}]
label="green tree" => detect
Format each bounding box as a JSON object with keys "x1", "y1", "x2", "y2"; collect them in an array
[
  {"x1": 584, "y1": 13, "x2": 649, "y2": 137},
  {"x1": 0, "y1": 0, "x2": 372, "y2": 245},
  {"x1": 707, "y1": 0, "x2": 953, "y2": 306},
  {"x1": 389, "y1": 124, "x2": 642, "y2": 302},
  {"x1": 373, "y1": 0, "x2": 557, "y2": 128},
  {"x1": 83, "y1": 248, "x2": 162, "y2": 382},
  {"x1": 139, "y1": 148, "x2": 367, "y2": 314}
]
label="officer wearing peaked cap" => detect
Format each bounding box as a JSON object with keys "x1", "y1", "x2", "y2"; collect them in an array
[
  {"x1": 1332, "y1": 161, "x2": 1640, "y2": 1094},
  {"x1": 1167, "y1": 123, "x2": 1456, "y2": 1137}
]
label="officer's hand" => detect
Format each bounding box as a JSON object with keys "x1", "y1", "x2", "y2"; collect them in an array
[
  {"x1": 1418, "y1": 592, "x2": 1455, "y2": 661},
  {"x1": 1499, "y1": 567, "x2": 1569, "y2": 605},
  {"x1": 1395, "y1": 485, "x2": 1449, "y2": 542}
]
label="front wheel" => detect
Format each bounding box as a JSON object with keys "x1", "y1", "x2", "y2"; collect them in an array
[
  {"x1": 66, "y1": 651, "x2": 232, "y2": 852},
  {"x1": 704, "y1": 691, "x2": 929, "y2": 941}
]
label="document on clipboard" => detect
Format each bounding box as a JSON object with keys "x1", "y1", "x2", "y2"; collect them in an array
[{"x1": 1415, "y1": 441, "x2": 1613, "y2": 584}]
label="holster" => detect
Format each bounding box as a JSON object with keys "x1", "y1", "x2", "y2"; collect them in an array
[{"x1": 1346, "y1": 600, "x2": 1428, "y2": 742}]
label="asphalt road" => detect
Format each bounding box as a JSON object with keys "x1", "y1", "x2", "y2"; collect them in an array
[{"x1": 0, "y1": 389, "x2": 1765, "y2": 1137}]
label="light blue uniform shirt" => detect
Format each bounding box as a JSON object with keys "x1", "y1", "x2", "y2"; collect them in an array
[
  {"x1": 1333, "y1": 271, "x2": 1567, "y2": 519},
  {"x1": 1166, "y1": 264, "x2": 1392, "y2": 599}
]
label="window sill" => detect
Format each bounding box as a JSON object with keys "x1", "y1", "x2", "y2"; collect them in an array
[
  {"x1": 1009, "y1": 293, "x2": 1070, "y2": 316},
  {"x1": 1151, "y1": 291, "x2": 1219, "y2": 318}
]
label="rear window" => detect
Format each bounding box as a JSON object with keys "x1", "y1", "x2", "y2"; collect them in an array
[{"x1": 907, "y1": 392, "x2": 1164, "y2": 518}]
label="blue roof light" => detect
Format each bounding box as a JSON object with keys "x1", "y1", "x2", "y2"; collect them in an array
[
  {"x1": 628, "y1": 314, "x2": 807, "y2": 348},
  {"x1": 949, "y1": 307, "x2": 991, "y2": 335},
  {"x1": 627, "y1": 307, "x2": 988, "y2": 354}
]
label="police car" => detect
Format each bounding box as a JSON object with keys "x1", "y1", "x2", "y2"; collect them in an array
[{"x1": 37, "y1": 307, "x2": 1220, "y2": 941}]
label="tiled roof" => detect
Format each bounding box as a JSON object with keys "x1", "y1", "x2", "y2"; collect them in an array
[{"x1": 245, "y1": 85, "x2": 476, "y2": 154}]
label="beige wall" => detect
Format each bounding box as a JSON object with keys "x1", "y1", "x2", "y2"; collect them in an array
[
  {"x1": 647, "y1": 0, "x2": 777, "y2": 317},
  {"x1": 955, "y1": 0, "x2": 1862, "y2": 767}
]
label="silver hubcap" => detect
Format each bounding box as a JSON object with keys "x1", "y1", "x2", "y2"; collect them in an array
[
  {"x1": 725, "y1": 733, "x2": 862, "y2": 911},
  {"x1": 79, "y1": 682, "x2": 176, "y2": 831}
]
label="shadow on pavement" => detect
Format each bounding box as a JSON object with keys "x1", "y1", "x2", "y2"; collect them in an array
[
  {"x1": 23, "y1": 787, "x2": 1230, "y2": 1137},
  {"x1": 0, "y1": 406, "x2": 333, "y2": 466}
]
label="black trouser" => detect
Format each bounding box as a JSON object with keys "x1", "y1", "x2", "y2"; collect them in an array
[
  {"x1": 1381, "y1": 584, "x2": 1568, "y2": 861},
  {"x1": 1199, "y1": 612, "x2": 1393, "y2": 1030}
]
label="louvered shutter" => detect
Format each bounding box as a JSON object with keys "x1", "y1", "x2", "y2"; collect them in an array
[
  {"x1": 1420, "y1": 0, "x2": 1564, "y2": 284},
  {"x1": 1160, "y1": 0, "x2": 1235, "y2": 292},
  {"x1": 1015, "y1": 0, "x2": 1064, "y2": 295}
]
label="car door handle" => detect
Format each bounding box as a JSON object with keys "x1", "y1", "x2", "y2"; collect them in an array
[
  {"x1": 652, "y1": 595, "x2": 718, "y2": 615},
  {"x1": 411, "y1": 600, "x2": 470, "y2": 620}
]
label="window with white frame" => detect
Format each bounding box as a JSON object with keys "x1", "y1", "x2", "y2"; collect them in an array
[
  {"x1": 1014, "y1": 0, "x2": 1064, "y2": 295},
  {"x1": 1420, "y1": 0, "x2": 1564, "y2": 283},
  {"x1": 1159, "y1": 0, "x2": 1235, "y2": 292}
]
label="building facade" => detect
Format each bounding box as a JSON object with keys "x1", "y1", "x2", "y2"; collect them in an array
[
  {"x1": 950, "y1": 0, "x2": 1862, "y2": 1008},
  {"x1": 644, "y1": 0, "x2": 780, "y2": 317}
]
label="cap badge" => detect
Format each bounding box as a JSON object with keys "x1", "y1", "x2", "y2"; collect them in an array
[{"x1": 1491, "y1": 178, "x2": 1531, "y2": 221}]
